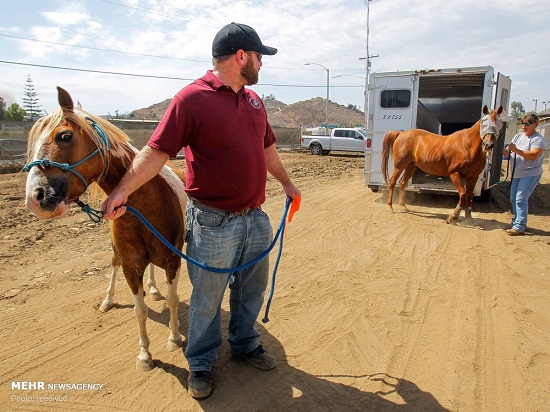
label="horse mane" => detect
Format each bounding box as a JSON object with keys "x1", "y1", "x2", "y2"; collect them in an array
[{"x1": 28, "y1": 108, "x2": 134, "y2": 160}]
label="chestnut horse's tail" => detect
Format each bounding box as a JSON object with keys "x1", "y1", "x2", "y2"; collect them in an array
[{"x1": 381, "y1": 130, "x2": 401, "y2": 186}]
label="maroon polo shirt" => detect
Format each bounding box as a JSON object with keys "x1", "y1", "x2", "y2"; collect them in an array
[{"x1": 147, "y1": 70, "x2": 276, "y2": 212}]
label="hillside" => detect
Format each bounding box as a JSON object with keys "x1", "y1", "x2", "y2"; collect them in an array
[{"x1": 130, "y1": 96, "x2": 364, "y2": 129}]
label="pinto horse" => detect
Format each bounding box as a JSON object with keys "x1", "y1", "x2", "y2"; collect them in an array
[
  {"x1": 25, "y1": 87, "x2": 186, "y2": 371},
  {"x1": 382, "y1": 105, "x2": 504, "y2": 223}
]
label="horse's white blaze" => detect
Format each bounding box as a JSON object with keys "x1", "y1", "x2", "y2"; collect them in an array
[
  {"x1": 25, "y1": 167, "x2": 69, "y2": 218},
  {"x1": 25, "y1": 133, "x2": 71, "y2": 218}
]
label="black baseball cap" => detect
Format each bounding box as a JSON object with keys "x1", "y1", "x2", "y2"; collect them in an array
[{"x1": 212, "y1": 22, "x2": 277, "y2": 57}]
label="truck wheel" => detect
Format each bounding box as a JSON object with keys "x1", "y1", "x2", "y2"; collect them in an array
[{"x1": 310, "y1": 144, "x2": 322, "y2": 155}]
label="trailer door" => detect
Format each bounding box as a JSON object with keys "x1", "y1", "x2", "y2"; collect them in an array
[
  {"x1": 365, "y1": 72, "x2": 419, "y2": 188},
  {"x1": 485, "y1": 72, "x2": 512, "y2": 190},
  {"x1": 494, "y1": 72, "x2": 511, "y2": 112}
]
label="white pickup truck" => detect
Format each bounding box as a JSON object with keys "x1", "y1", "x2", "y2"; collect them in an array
[{"x1": 301, "y1": 127, "x2": 366, "y2": 155}]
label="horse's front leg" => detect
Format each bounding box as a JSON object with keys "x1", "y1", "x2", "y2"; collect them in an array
[
  {"x1": 146, "y1": 265, "x2": 163, "y2": 301},
  {"x1": 165, "y1": 270, "x2": 183, "y2": 352},
  {"x1": 99, "y1": 264, "x2": 118, "y2": 312},
  {"x1": 133, "y1": 286, "x2": 155, "y2": 371},
  {"x1": 99, "y1": 252, "x2": 120, "y2": 312},
  {"x1": 124, "y1": 263, "x2": 155, "y2": 371},
  {"x1": 448, "y1": 173, "x2": 467, "y2": 224},
  {"x1": 462, "y1": 178, "x2": 478, "y2": 221}
]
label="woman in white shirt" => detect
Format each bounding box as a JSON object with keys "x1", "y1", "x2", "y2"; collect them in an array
[{"x1": 502, "y1": 114, "x2": 547, "y2": 235}]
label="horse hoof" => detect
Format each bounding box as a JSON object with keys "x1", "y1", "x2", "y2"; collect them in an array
[
  {"x1": 149, "y1": 290, "x2": 163, "y2": 301},
  {"x1": 387, "y1": 205, "x2": 395, "y2": 213},
  {"x1": 399, "y1": 205, "x2": 409, "y2": 213},
  {"x1": 135, "y1": 357, "x2": 155, "y2": 372},
  {"x1": 446, "y1": 216, "x2": 458, "y2": 225},
  {"x1": 167, "y1": 337, "x2": 183, "y2": 352},
  {"x1": 99, "y1": 300, "x2": 114, "y2": 313}
]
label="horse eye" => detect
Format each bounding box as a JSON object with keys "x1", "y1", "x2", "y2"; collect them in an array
[{"x1": 56, "y1": 131, "x2": 73, "y2": 142}]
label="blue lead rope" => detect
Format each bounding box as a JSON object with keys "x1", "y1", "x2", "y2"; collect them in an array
[
  {"x1": 124, "y1": 199, "x2": 291, "y2": 274},
  {"x1": 78, "y1": 197, "x2": 293, "y2": 323}
]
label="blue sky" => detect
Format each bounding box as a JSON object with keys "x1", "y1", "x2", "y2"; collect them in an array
[{"x1": 1, "y1": 0, "x2": 549, "y2": 116}]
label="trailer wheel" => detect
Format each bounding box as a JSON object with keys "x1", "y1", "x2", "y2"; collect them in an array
[
  {"x1": 310, "y1": 144, "x2": 322, "y2": 155},
  {"x1": 370, "y1": 187, "x2": 379, "y2": 193}
]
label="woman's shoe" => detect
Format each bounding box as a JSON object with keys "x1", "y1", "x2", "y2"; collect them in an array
[{"x1": 507, "y1": 228, "x2": 525, "y2": 236}]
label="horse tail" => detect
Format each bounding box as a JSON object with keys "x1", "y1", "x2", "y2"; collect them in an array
[{"x1": 381, "y1": 130, "x2": 401, "y2": 185}]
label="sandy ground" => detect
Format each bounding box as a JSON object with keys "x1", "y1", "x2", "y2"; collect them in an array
[{"x1": 1, "y1": 152, "x2": 549, "y2": 412}]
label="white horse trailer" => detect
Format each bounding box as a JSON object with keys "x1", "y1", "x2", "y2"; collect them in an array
[{"x1": 363, "y1": 66, "x2": 511, "y2": 200}]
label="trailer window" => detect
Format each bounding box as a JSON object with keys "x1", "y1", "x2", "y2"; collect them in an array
[{"x1": 380, "y1": 90, "x2": 411, "y2": 108}]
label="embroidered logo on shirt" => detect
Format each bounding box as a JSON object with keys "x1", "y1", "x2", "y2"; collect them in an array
[{"x1": 249, "y1": 97, "x2": 261, "y2": 109}]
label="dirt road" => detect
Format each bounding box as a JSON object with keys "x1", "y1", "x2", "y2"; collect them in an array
[{"x1": 1, "y1": 152, "x2": 549, "y2": 411}]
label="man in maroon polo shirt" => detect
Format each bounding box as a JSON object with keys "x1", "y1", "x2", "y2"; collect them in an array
[{"x1": 101, "y1": 22, "x2": 301, "y2": 399}]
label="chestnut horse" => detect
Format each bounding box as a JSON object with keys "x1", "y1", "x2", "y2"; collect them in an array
[
  {"x1": 25, "y1": 87, "x2": 186, "y2": 371},
  {"x1": 382, "y1": 105, "x2": 504, "y2": 223}
]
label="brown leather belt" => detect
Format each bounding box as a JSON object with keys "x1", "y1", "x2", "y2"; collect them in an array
[{"x1": 187, "y1": 197, "x2": 258, "y2": 216}]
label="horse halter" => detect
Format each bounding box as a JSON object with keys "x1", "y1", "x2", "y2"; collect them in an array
[{"x1": 23, "y1": 118, "x2": 110, "y2": 190}]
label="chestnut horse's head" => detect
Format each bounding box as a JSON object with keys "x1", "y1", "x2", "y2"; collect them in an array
[
  {"x1": 24, "y1": 87, "x2": 129, "y2": 219},
  {"x1": 479, "y1": 105, "x2": 504, "y2": 152}
]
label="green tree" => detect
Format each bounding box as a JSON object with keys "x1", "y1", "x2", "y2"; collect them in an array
[
  {"x1": 0, "y1": 96, "x2": 6, "y2": 120},
  {"x1": 5, "y1": 103, "x2": 26, "y2": 121},
  {"x1": 21, "y1": 75, "x2": 43, "y2": 121},
  {"x1": 510, "y1": 101, "x2": 525, "y2": 120}
]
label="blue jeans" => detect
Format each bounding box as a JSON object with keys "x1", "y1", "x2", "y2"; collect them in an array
[
  {"x1": 184, "y1": 202, "x2": 272, "y2": 371},
  {"x1": 510, "y1": 174, "x2": 541, "y2": 232}
]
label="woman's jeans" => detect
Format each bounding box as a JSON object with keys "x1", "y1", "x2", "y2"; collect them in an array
[
  {"x1": 510, "y1": 174, "x2": 541, "y2": 232},
  {"x1": 184, "y1": 202, "x2": 272, "y2": 371}
]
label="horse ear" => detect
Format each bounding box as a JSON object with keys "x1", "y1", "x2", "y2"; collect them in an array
[
  {"x1": 482, "y1": 105, "x2": 489, "y2": 115},
  {"x1": 497, "y1": 105, "x2": 503, "y2": 114},
  {"x1": 57, "y1": 86, "x2": 74, "y2": 113}
]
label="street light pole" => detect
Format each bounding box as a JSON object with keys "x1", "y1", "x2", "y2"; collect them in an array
[
  {"x1": 360, "y1": 0, "x2": 378, "y2": 135},
  {"x1": 533, "y1": 98, "x2": 538, "y2": 113},
  {"x1": 305, "y1": 62, "x2": 329, "y2": 135},
  {"x1": 543, "y1": 101, "x2": 548, "y2": 113}
]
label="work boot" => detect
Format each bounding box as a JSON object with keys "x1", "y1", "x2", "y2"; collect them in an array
[
  {"x1": 233, "y1": 345, "x2": 275, "y2": 370},
  {"x1": 188, "y1": 371, "x2": 213, "y2": 399}
]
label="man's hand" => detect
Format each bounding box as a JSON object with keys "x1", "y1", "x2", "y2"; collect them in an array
[{"x1": 101, "y1": 190, "x2": 129, "y2": 220}]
